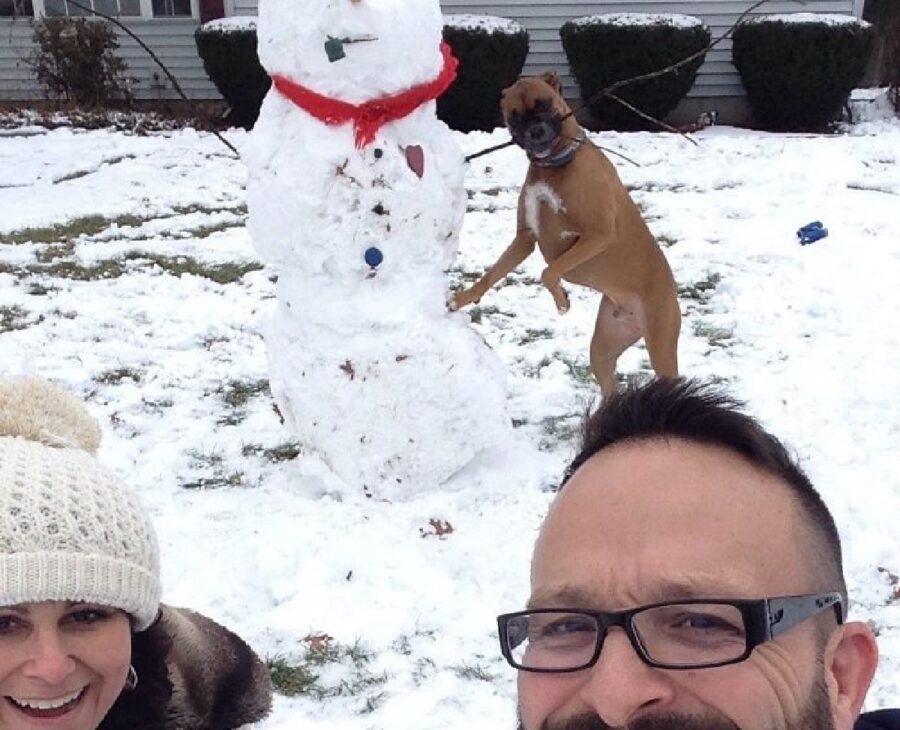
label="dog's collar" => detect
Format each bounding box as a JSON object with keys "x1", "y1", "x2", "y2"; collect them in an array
[{"x1": 528, "y1": 131, "x2": 587, "y2": 168}]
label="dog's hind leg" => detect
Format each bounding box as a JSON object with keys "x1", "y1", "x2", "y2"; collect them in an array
[
  {"x1": 642, "y1": 294, "x2": 681, "y2": 379},
  {"x1": 590, "y1": 295, "x2": 641, "y2": 397}
]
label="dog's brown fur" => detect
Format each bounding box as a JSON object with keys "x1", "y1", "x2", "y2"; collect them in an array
[{"x1": 451, "y1": 72, "x2": 681, "y2": 395}]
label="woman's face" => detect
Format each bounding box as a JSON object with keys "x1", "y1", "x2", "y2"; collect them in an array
[{"x1": 0, "y1": 601, "x2": 131, "y2": 730}]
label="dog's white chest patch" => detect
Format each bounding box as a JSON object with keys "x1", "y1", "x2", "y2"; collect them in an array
[{"x1": 523, "y1": 182, "x2": 565, "y2": 237}]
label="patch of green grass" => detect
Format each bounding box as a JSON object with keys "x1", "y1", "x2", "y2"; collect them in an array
[
  {"x1": 36, "y1": 258, "x2": 128, "y2": 281},
  {"x1": 538, "y1": 414, "x2": 580, "y2": 451},
  {"x1": 554, "y1": 353, "x2": 595, "y2": 387},
  {"x1": 4, "y1": 213, "x2": 145, "y2": 246},
  {"x1": 519, "y1": 327, "x2": 554, "y2": 345},
  {"x1": 139, "y1": 254, "x2": 263, "y2": 284},
  {"x1": 221, "y1": 378, "x2": 270, "y2": 409},
  {"x1": 266, "y1": 639, "x2": 388, "y2": 712},
  {"x1": 241, "y1": 442, "x2": 301, "y2": 462},
  {"x1": 0, "y1": 305, "x2": 39, "y2": 332},
  {"x1": 452, "y1": 662, "x2": 495, "y2": 682},
  {"x1": 184, "y1": 221, "x2": 245, "y2": 239},
  {"x1": 656, "y1": 234, "x2": 680, "y2": 248},
  {"x1": 217, "y1": 378, "x2": 270, "y2": 425},
  {"x1": 679, "y1": 273, "x2": 722, "y2": 302},
  {"x1": 94, "y1": 367, "x2": 142, "y2": 385},
  {"x1": 265, "y1": 442, "x2": 302, "y2": 462},
  {"x1": 692, "y1": 321, "x2": 734, "y2": 348},
  {"x1": 267, "y1": 656, "x2": 322, "y2": 697},
  {"x1": 12, "y1": 251, "x2": 262, "y2": 285},
  {"x1": 35, "y1": 241, "x2": 76, "y2": 263},
  {"x1": 173, "y1": 203, "x2": 248, "y2": 218},
  {"x1": 27, "y1": 281, "x2": 58, "y2": 296},
  {"x1": 180, "y1": 448, "x2": 248, "y2": 490}
]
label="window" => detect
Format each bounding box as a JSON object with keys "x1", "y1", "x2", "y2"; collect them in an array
[
  {"x1": 152, "y1": 0, "x2": 190, "y2": 16},
  {"x1": 0, "y1": 0, "x2": 34, "y2": 16},
  {"x1": 44, "y1": 0, "x2": 140, "y2": 15}
]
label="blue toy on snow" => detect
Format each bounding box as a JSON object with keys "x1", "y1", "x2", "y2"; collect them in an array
[{"x1": 797, "y1": 221, "x2": 828, "y2": 245}]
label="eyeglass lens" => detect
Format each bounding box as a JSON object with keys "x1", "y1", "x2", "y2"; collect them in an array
[{"x1": 506, "y1": 604, "x2": 748, "y2": 670}]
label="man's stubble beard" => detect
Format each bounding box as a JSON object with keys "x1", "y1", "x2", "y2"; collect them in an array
[{"x1": 516, "y1": 672, "x2": 835, "y2": 730}]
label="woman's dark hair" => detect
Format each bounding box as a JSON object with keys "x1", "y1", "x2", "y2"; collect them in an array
[
  {"x1": 98, "y1": 614, "x2": 173, "y2": 730},
  {"x1": 564, "y1": 377, "x2": 847, "y2": 604}
]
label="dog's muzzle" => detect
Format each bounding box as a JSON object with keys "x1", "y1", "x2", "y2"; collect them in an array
[{"x1": 508, "y1": 104, "x2": 564, "y2": 159}]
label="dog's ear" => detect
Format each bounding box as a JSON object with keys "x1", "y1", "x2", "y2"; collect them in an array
[{"x1": 539, "y1": 71, "x2": 564, "y2": 96}]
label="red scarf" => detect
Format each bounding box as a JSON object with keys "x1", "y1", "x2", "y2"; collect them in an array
[{"x1": 271, "y1": 42, "x2": 458, "y2": 149}]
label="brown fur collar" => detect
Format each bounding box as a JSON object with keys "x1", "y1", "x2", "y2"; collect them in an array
[{"x1": 99, "y1": 605, "x2": 272, "y2": 730}]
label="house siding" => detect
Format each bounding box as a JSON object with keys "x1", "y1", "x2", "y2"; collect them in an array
[
  {"x1": 0, "y1": 16, "x2": 217, "y2": 101},
  {"x1": 1, "y1": 0, "x2": 859, "y2": 104}
]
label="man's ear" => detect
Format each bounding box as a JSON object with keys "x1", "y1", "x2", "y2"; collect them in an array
[
  {"x1": 824, "y1": 621, "x2": 879, "y2": 730},
  {"x1": 538, "y1": 71, "x2": 563, "y2": 96}
]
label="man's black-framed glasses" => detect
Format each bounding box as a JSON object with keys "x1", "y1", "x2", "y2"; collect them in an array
[{"x1": 498, "y1": 592, "x2": 843, "y2": 672}]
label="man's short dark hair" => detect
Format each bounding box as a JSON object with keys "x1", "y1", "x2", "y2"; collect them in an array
[{"x1": 563, "y1": 377, "x2": 847, "y2": 605}]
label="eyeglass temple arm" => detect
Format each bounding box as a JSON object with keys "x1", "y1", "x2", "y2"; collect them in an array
[{"x1": 766, "y1": 592, "x2": 844, "y2": 639}]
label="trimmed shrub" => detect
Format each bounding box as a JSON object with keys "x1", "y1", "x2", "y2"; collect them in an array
[
  {"x1": 560, "y1": 13, "x2": 710, "y2": 131},
  {"x1": 27, "y1": 17, "x2": 131, "y2": 108},
  {"x1": 438, "y1": 14, "x2": 529, "y2": 132},
  {"x1": 732, "y1": 14, "x2": 875, "y2": 131},
  {"x1": 195, "y1": 18, "x2": 270, "y2": 130}
]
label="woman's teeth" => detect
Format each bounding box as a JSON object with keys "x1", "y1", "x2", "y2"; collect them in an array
[{"x1": 8, "y1": 687, "x2": 85, "y2": 710}]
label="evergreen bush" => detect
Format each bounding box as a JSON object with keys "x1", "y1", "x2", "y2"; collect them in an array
[
  {"x1": 27, "y1": 17, "x2": 131, "y2": 108},
  {"x1": 560, "y1": 13, "x2": 709, "y2": 131},
  {"x1": 438, "y1": 15, "x2": 529, "y2": 132},
  {"x1": 195, "y1": 18, "x2": 270, "y2": 130},
  {"x1": 732, "y1": 14, "x2": 875, "y2": 130}
]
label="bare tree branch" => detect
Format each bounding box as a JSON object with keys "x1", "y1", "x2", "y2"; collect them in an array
[
  {"x1": 64, "y1": 0, "x2": 239, "y2": 157},
  {"x1": 597, "y1": 0, "x2": 806, "y2": 99},
  {"x1": 605, "y1": 92, "x2": 697, "y2": 142}
]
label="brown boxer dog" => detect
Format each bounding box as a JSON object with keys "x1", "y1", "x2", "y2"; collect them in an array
[{"x1": 451, "y1": 71, "x2": 681, "y2": 396}]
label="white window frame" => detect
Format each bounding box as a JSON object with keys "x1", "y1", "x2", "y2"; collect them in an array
[{"x1": 31, "y1": 0, "x2": 199, "y2": 19}]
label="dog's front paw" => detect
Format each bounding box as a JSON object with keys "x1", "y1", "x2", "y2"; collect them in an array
[
  {"x1": 449, "y1": 289, "x2": 478, "y2": 311},
  {"x1": 556, "y1": 288, "x2": 571, "y2": 315}
]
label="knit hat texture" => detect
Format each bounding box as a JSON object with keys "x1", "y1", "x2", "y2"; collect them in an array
[{"x1": 0, "y1": 376, "x2": 161, "y2": 630}]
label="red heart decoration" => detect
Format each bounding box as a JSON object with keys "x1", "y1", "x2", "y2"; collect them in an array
[{"x1": 405, "y1": 145, "x2": 425, "y2": 178}]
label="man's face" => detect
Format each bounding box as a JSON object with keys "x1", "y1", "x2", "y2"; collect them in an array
[{"x1": 518, "y1": 438, "x2": 840, "y2": 730}]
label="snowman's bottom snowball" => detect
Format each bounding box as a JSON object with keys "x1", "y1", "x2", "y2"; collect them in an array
[{"x1": 265, "y1": 310, "x2": 510, "y2": 490}]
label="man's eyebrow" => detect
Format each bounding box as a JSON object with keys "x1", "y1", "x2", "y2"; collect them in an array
[
  {"x1": 527, "y1": 578, "x2": 753, "y2": 610},
  {"x1": 527, "y1": 587, "x2": 597, "y2": 610}
]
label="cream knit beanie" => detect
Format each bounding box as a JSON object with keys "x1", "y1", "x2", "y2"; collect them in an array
[{"x1": 0, "y1": 376, "x2": 161, "y2": 630}]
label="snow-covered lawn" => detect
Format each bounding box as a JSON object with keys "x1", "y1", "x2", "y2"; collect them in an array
[{"x1": 2, "y1": 114, "x2": 899, "y2": 728}]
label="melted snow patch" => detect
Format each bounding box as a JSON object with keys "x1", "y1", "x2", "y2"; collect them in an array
[{"x1": 523, "y1": 182, "x2": 565, "y2": 238}]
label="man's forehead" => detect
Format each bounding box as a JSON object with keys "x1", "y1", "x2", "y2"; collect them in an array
[
  {"x1": 547, "y1": 438, "x2": 795, "y2": 529},
  {"x1": 530, "y1": 438, "x2": 807, "y2": 604}
]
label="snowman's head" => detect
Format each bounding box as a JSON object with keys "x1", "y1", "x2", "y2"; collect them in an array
[{"x1": 258, "y1": 0, "x2": 446, "y2": 103}]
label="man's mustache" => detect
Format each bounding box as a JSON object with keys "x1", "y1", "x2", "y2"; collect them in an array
[{"x1": 528, "y1": 713, "x2": 741, "y2": 730}]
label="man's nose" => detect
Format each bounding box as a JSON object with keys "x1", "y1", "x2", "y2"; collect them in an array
[
  {"x1": 577, "y1": 627, "x2": 675, "y2": 726},
  {"x1": 23, "y1": 629, "x2": 78, "y2": 685}
]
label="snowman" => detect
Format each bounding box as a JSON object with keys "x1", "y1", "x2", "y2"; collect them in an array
[{"x1": 246, "y1": 0, "x2": 510, "y2": 491}]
